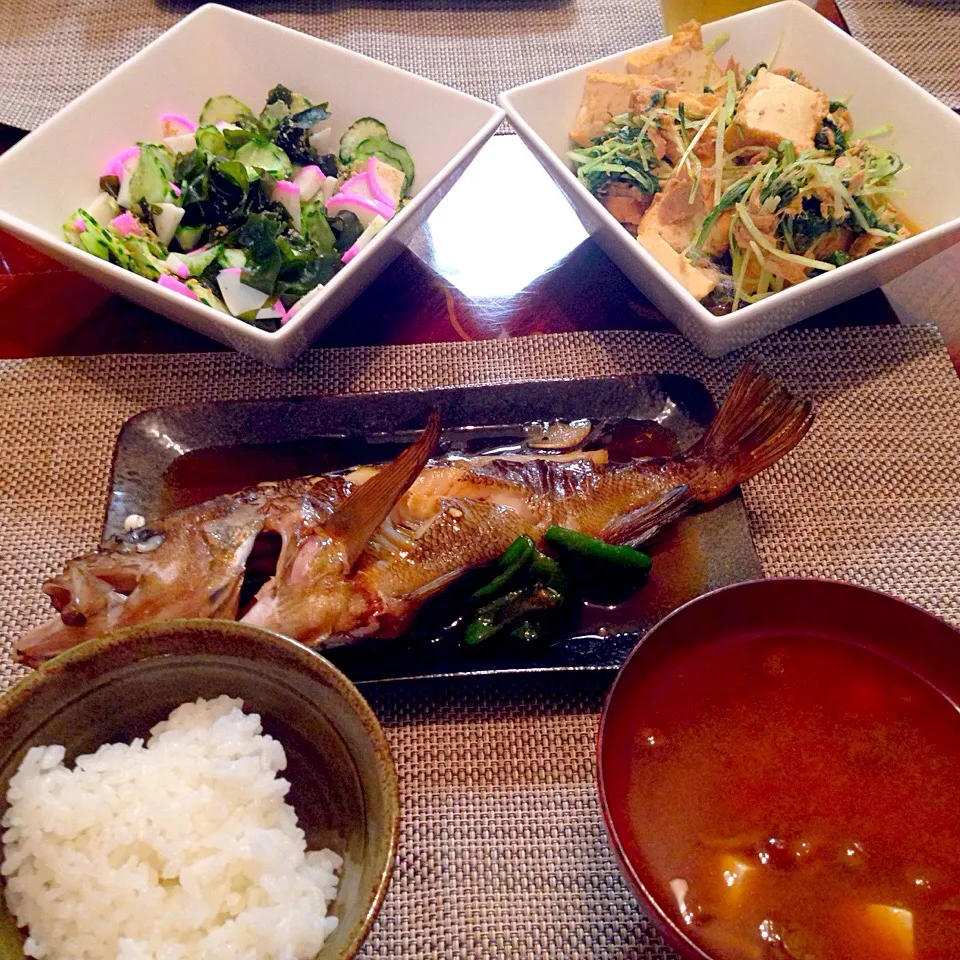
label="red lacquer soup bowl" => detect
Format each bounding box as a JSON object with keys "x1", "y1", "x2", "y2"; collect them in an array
[{"x1": 597, "y1": 579, "x2": 960, "y2": 960}]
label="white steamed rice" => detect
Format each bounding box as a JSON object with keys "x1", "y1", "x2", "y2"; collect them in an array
[{"x1": 1, "y1": 696, "x2": 342, "y2": 960}]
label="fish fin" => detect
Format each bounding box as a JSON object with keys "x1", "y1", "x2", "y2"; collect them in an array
[
  {"x1": 683, "y1": 361, "x2": 815, "y2": 501},
  {"x1": 600, "y1": 484, "x2": 691, "y2": 545},
  {"x1": 402, "y1": 566, "x2": 472, "y2": 601},
  {"x1": 15, "y1": 618, "x2": 91, "y2": 667},
  {"x1": 325, "y1": 411, "x2": 441, "y2": 570}
]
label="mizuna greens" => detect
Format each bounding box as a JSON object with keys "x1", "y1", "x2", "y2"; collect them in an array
[
  {"x1": 568, "y1": 22, "x2": 912, "y2": 314},
  {"x1": 63, "y1": 86, "x2": 414, "y2": 330}
]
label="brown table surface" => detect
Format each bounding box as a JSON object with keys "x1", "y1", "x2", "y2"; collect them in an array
[{"x1": 0, "y1": 0, "x2": 933, "y2": 365}]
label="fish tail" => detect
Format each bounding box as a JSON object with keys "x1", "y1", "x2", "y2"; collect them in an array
[{"x1": 682, "y1": 361, "x2": 815, "y2": 501}]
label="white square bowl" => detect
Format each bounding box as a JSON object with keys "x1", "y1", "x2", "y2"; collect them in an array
[
  {"x1": 500, "y1": 0, "x2": 960, "y2": 357},
  {"x1": 0, "y1": 4, "x2": 503, "y2": 366}
]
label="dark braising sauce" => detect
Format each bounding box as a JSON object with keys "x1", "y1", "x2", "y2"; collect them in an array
[
  {"x1": 604, "y1": 634, "x2": 960, "y2": 960},
  {"x1": 160, "y1": 436, "x2": 408, "y2": 515}
]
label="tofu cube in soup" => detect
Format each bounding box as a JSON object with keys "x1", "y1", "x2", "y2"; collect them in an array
[
  {"x1": 835, "y1": 904, "x2": 914, "y2": 960},
  {"x1": 626, "y1": 21, "x2": 724, "y2": 93},
  {"x1": 726, "y1": 68, "x2": 829, "y2": 152}
]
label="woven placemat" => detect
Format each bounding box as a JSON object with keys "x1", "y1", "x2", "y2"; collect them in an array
[
  {"x1": 837, "y1": 0, "x2": 960, "y2": 109},
  {"x1": 0, "y1": 0, "x2": 663, "y2": 133},
  {"x1": 1, "y1": 325, "x2": 959, "y2": 957}
]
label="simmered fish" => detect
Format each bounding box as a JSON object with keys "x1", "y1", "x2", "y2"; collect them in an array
[{"x1": 16, "y1": 364, "x2": 814, "y2": 664}]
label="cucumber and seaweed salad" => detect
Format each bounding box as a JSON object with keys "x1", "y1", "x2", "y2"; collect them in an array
[{"x1": 63, "y1": 85, "x2": 415, "y2": 330}]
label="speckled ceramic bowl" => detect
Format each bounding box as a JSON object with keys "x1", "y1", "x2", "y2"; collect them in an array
[{"x1": 0, "y1": 619, "x2": 399, "y2": 959}]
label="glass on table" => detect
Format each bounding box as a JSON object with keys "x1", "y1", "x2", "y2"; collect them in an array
[{"x1": 658, "y1": 0, "x2": 783, "y2": 33}]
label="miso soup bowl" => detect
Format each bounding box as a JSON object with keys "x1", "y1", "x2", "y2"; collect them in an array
[
  {"x1": 0, "y1": 619, "x2": 399, "y2": 960},
  {"x1": 597, "y1": 578, "x2": 960, "y2": 958},
  {"x1": 500, "y1": 1, "x2": 960, "y2": 357},
  {"x1": 0, "y1": 4, "x2": 503, "y2": 366}
]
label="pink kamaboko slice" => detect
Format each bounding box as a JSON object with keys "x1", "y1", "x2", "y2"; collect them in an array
[
  {"x1": 339, "y1": 171, "x2": 374, "y2": 199},
  {"x1": 326, "y1": 192, "x2": 394, "y2": 228},
  {"x1": 365, "y1": 157, "x2": 404, "y2": 210},
  {"x1": 154, "y1": 203, "x2": 185, "y2": 246},
  {"x1": 160, "y1": 113, "x2": 197, "y2": 137},
  {"x1": 293, "y1": 165, "x2": 325, "y2": 203},
  {"x1": 111, "y1": 211, "x2": 142, "y2": 237},
  {"x1": 255, "y1": 301, "x2": 288, "y2": 323},
  {"x1": 272, "y1": 180, "x2": 302, "y2": 232},
  {"x1": 71, "y1": 216, "x2": 87, "y2": 233},
  {"x1": 86, "y1": 193, "x2": 120, "y2": 226},
  {"x1": 158, "y1": 275, "x2": 199, "y2": 300},
  {"x1": 309, "y1": 127, "x2": 332, "y2": 155},
  {"x1": 341, "y1": 214, "x2": 388, "y2": 264},
  {"x1": 164, "y1": 132, "x2": 197, "y2": 156},
  {"x1": 103, "y1": 146, "x2": 140, "y2": 179},
  {"x1": 164, "y1": 253, "x2": 191, "y2": 280},
  {"x1": 285, "y1": 284, "x2": 326, "y2": 323}
]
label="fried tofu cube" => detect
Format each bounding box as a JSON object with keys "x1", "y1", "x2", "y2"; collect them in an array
[
  {"x1": 637, "y1": 225, "x2": 718, "y2": 302},
  {"x1": 569, "y1": 72, "x2": 665, "y2": 146},
  {"x1": 666, "y1": 89, "x2": 722, "y2": 117},
  {"x1": 725, "y1": 68, "x2": 829, "y2": 152},
  {"x1": 639, "y1": 165, "x2": 717, "y2": 254},
  {"x1": 626, "y1": 20, "x2": 724, "y2": 93}
]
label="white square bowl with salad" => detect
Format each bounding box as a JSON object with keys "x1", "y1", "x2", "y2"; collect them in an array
[
  {"x1": 0, "y1": 4, "x2": 504, "y2": 366},
  {"x1": 500, "y1": 0, "x2": 960, "y2": 357}
]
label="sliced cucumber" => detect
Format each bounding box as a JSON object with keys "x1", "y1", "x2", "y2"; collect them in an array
[
  {"x1": 185, "y1": 279, "x2": 229, "y2": 312},
  {"x1": 175, "y1": 223, "x2": 206, "y2": 252},
  {"x1": 235, "y1": 138, "x2": 292, "y2": 178},
  {"x1": 339, "y1": 118, "x2": 389, "y2": 163},
  {"x1": 66, "y1": 212, "x2": 111, "y2": 259},
  {"x1": 130, "y1": 143, "x2": 176, "y2": 205},
  {"x1": 259, "y1": 99, "x2": 288, "y2": 134},
  {"x1": 353, "y1": 137, "x2": 414, "y2": 193},
  {"x1": 179, "y1": 244, "x2": 222, "y2": 276},
  {"x1": 122, "y1": 234, "x2": 166, "y2": 280},
  {"x1": 198, "y1": 94, "x2": 254, "y2": 127},
  {"x1": 301, "y1": 201, "x2": 337, "y2": 255},
  {"x1": 222, "y1": 126, "x2": 255, "y2": 150},
  {"x1": 75, "y1": 212, "x2": 137, "y2": 269},
  {"x1": 196, "y1": 125, "x2": 228, "y2": 159},
  {"x1": 217, "y1": 247, "x2": 247, "y2": 269},
  {"x1": 78, "y1": 228, "x2": 111, "y2": 260}
]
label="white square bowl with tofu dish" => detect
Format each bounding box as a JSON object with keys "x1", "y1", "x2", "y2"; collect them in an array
[
  {"x1": 0, "y1": 3, "x2": 503, "y2": 366},
  {"x1": 500, "y1": 0, "x2": 960, "y2": 357}
]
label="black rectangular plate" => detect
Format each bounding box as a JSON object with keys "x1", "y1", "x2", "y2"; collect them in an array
[{"x1": 106, "y1": 376, "x2": 762, "y2": 683}]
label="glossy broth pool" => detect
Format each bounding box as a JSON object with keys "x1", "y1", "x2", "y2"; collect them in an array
[{"x1": 603, "y1": 633, "x2": 960, "y2": 960}]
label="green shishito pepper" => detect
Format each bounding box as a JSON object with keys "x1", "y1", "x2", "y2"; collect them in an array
[
  {"x1": 471, "y1": 534, "x2": 536, "y2": 601},
  {"x1": 464, "y1": 586, "x2": 564, "y2": 646},
  {"x1": 544, "y1": 525, "x2": 652, "y2": 575}
]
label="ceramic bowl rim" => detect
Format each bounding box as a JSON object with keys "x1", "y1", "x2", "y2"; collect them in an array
[{"x1": 0, "y1": 617, "x2": 400, "y2": 960}]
